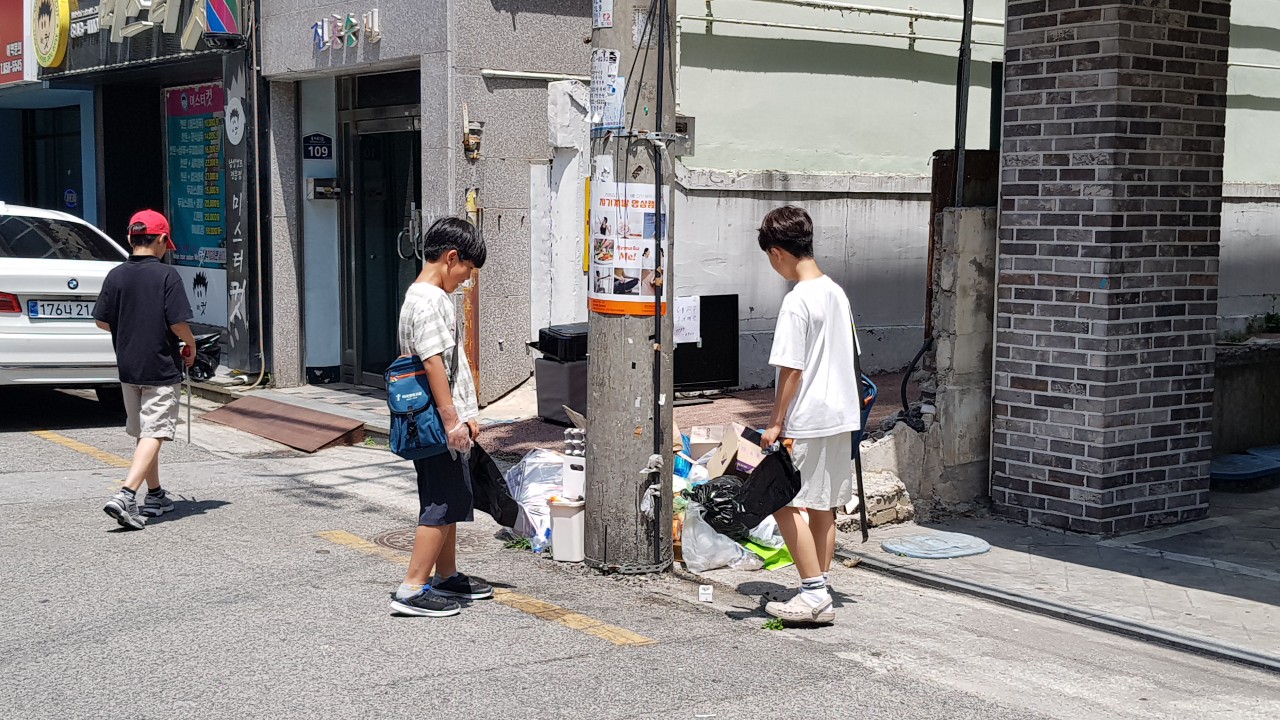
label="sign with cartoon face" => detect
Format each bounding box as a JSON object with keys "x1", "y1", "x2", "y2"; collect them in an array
[{"x1": 30, "y1": 0, "x2": 66, "y2": 67}]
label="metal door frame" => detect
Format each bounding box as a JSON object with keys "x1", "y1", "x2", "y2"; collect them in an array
[{"x1": 338, "y1": 100, "x2": 421, "y2": 386}]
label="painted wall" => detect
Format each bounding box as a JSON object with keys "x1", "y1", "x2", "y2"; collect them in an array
[
  {"x1": 1217, "y1": 2, "x2": 1280, "y2": 335},
  {"x1": 531, "y1": 81, "x2": 591, "y2": 337},
  {"x1": 298, "y1": 78, "x2": 342, "y2": 376},
  {"x1": 675, "y1": 168, "x2": 931, "y2": 385},
  {"x1": 1224, "y1": 1, "x2": 1280, "y2": 185},
  {"x1": 675, "y1": 0, "x2": 1006, "y2": 175}
]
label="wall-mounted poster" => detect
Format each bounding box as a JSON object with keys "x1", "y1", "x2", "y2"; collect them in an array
[
  {"x1": 588, "y1": 181, "x2": 668, "y2": 316},
  {"x1": 164, "y1": 82, "x2": 228, "y2": 325}
]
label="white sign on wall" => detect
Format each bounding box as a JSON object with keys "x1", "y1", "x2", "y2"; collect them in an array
[{"x1": 593, "y1": 0, "x2": 613, "y2": 29}]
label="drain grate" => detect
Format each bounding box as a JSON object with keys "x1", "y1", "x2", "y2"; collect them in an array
[{"x1": 371, "y1": 528, "x2": 417, "y2": 552}]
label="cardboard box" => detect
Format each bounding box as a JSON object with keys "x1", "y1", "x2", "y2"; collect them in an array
[
  {"x1": 688, "y1": 425, "x2": 725, "y2": 461},
  {"x1": 706, "y1": 423, "x2": 766, "y2": 478}
]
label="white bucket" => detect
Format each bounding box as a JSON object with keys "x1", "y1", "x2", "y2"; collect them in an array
[
  {"x1": 548, "y1": 498, "x2": 586, "y2": 563},
  {"x1": 562, "y1": 458, "x2": 586, "y2": 500}
]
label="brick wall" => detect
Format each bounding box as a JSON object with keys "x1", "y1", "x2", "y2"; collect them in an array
[{"x1": 992, "y1": 0, "x2": 1231, "y2": 534}]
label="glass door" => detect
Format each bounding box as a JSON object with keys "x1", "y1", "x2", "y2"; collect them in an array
[{"x1": 349, "y1": 117, "x2": 421, "y2": 387}]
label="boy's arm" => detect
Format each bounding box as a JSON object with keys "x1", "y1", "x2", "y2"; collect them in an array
[
  {"x1": 95, "y1": 320, "x2": 111, "y2": 332},
  {"x1": 423, "y1": 352, "x2": 471, "y2": 452},
  {"x1": 763, "y1": 366, "x2": 802, "y2": 448},
  {"x1": 170, "y1": 322, "x2": 198, "y2": 367}
]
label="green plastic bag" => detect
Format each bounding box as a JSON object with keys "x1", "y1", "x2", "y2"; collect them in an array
[{"x1": 743, "y1": 540, "x2": 794, "y2": 571}]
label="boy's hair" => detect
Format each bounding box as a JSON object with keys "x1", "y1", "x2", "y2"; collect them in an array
[
  {"x1": 129, "y1": 233, "x2": 164, "y2": 247},
  {"x1": 421, "y1": 216, "x2": 486, "y2": 268},
  {"x1": 757, "y1": 205, "x2": 815, "y2": 259}
]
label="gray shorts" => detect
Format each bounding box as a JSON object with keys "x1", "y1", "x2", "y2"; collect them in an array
[
  {"x1": 788, "y1": 433, "x2": 854, "y2": 511},
  {"x1": 122, "y1": 383, "x2": 181, "y2": 440}
]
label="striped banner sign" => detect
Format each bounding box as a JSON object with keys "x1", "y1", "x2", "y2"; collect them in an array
[{"x1": 207, "y1": 0, "x2": 241, "y2": 34}]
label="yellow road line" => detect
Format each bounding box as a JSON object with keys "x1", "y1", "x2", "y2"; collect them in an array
[
  {"x1": 316, "y1": 530, "x2": 656, "y2": 647},
  {"x1": 31, "y1": 430, "x2": 131, "y2": 468},
  {"x1": 316, "y1": 530, "x2": 410, "y2": 566}
]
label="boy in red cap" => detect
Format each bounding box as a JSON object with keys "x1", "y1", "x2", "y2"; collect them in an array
[{"x1": 94, "y1": 210, "x2": 197, "y2": 530}]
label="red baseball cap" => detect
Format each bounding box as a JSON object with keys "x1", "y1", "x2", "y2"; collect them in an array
[{"x1": 127, "y1": 209, "x2": 176, "y2": 250}]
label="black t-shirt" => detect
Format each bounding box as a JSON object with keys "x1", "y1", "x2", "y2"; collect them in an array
[{"x1": 93, "y1": 256, "x2": 194, "y2": 386}]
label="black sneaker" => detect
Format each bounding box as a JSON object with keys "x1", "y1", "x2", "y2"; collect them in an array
[
  {"x1": 389, "y1": 589, "x2": 462, "y2": 617},
  {"x1": 431, "y1": 572, "x2": 494, "y2": 600}
]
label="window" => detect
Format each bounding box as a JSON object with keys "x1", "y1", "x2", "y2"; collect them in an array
[{"x1": 0, "y1": 215, "x2": 123, "y2": 261}]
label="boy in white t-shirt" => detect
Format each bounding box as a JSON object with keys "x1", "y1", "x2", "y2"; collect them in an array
[
  {"x1": 757, "y1": 205, "x2": 861, "y2": 625},
  {"x1": 388, "y1": 217, "x2": 492, "y2": 618}
]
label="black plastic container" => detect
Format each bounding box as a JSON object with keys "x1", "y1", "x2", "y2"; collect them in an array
[{"x1": 534, "y1": 323, "x2": 590, "y2": 363}]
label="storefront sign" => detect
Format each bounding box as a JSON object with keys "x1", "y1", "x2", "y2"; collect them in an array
[
  {"x1": 1, "y1": 0, "x2": 27, "y2": 84},
  {"x1": 165, "y1": 83, "x2": 227, "y2": 272},
  {"x1": 302, "y1": 132, "x2": 332, "y2": 160},
  {"x1": 222, "y1": 50, "x2": 255, "y2": 368},
  {"x1": 30, "y1": 0, "x2": 68, "y2": 67},
  {"x1": 588, "y1": 181, "x2": 669, "y2": 316},
  {"x1": 38, "y1": 0, "x2": 211, "y2": 76},
  {"x1": 312, "y1": 9, "x2": 380, "y2": 51}
]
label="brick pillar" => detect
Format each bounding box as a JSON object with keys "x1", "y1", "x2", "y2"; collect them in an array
[{"x1": 992, "y1": 1, "x2": 1231, "y2": 533}]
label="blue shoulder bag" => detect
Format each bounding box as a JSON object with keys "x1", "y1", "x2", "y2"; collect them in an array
[{"x1": 386, "y1": 342, "x2": 458, "y2": 460}]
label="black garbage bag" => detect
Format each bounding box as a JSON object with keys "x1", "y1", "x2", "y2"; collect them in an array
[
  {"x1": 189, "y1": 333, "x2": 222, "y2": 381},
  {"x1": 469, "y1": 444, "x2": 521, "y2": 529},
  {"x1": 683, "y1": 447, "x2": 803, "y2": 543},
  {"x1": 684, "y1": 475, "x2": 748, "y2": 541},
  {"x1": 736, "y1": 448, "x2": 803, "y2": 531}
]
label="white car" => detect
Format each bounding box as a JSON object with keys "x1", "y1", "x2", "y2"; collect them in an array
[{"x1": 0, "y1": 203, "x2": 129, "y2": 407}]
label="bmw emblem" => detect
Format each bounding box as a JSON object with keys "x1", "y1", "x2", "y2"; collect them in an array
[{"x1": 67, "y1": 278, "x2": 79, "y2": 290}]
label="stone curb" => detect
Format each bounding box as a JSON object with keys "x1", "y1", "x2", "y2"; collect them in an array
[{"x1": 838, "y1": 548, "x2": 1280, "y2": 675}]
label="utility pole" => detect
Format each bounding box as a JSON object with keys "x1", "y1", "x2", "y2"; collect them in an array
[{"x1": 584, "y1": 0, "x2": 677, "y2": 573}]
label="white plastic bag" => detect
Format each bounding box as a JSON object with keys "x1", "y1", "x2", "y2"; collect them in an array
[
  {"x1": 748, "y1": 516, "x2": 786, "y2": 549},
  {"x1": 504, "y1": 449, "x2": 564, "y2": 551},
  {"x1": 682, "y1": 501, "x2": 762, "y2": 572}
]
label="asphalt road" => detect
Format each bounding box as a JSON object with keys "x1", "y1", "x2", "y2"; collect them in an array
[{"x1": 2, "y1": 387, "x2": 1279, "y2": 720}]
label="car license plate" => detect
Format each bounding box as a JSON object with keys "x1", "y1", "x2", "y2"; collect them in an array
[{"x1": 28, "y1": 299, "x2": 96, "y2": 320}]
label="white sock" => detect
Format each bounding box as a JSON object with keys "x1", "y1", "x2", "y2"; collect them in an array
[
  {"x1": 799, "y1": 576, "x2": 829, "y2": 607},
  {"x1": 395, "y1": 582, "x2": 425, "y2": 600}
]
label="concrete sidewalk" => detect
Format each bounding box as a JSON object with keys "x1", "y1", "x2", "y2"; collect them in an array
[
  {"x1": 836, "y1": 497, "x2": 1280, "y2": 672},
  {"x1": 194, "y1": 371, "x2": 914, "y2": 460}
]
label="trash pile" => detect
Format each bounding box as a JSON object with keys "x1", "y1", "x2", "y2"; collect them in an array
[{"x1": 498, "y1": 420, "x2": 795, "y2": 574}]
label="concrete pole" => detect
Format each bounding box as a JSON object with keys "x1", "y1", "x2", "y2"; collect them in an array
[{"x1": 584, "y1": 0, "x2": 676, "y2": 573}]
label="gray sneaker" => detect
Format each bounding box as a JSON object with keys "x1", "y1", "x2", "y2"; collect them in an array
[
  {"x1": 103, "y1": 491, "x2": 146, "y2": 530},
  {"x1": 142, "y1": 491, "x2": 174, "y2": 517}
]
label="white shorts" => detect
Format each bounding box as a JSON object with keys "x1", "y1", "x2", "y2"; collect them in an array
[
  {"x1": 122, "y1": 383, "x2": 181, "y2": 440},
  {"x1": 788, "y1": 433, "x2": 854, "y2": 511}
]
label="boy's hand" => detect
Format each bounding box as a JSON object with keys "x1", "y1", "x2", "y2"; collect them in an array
[
  {"x1": 181, "y1": 346, "x2": 196, "y2": 368},
  {"x1": 467, "y1": 420, "x2": 480, "y2": 439},
  {"x1": 761, "y1": 424, "x2": 784, "y2": 449}
]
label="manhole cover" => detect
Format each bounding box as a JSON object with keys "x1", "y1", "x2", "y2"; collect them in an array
[
  {"x1": 372, "y1": 528, "x2": 416, "y2": 552},
  {"x1": 370, "y1": 527, "x2": 487, "y2": 554}
]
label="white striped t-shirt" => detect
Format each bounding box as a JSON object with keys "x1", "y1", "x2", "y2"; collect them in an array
[{"x1": 397, "y1": 282, "x2": 479, "y2": 421}]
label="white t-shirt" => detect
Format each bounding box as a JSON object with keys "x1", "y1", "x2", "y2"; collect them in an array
[
  {"x1": 768, "y1": 275, "x2": 861, "y2": 439},
  {"x1": 397, "y1": 282, "x2": 479, "y2": 422}
]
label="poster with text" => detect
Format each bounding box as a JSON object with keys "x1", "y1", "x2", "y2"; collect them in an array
[
  {"x1": 165, "y1": 83, "x2": 226, "y2": 270},
  {"x1": 588, "y1": 181, "x2": 669, "y2": 316}
]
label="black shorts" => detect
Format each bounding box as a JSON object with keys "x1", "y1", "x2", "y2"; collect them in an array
[{"x1": 413, "y1": 452, "x2": 475, "y2": 526}]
